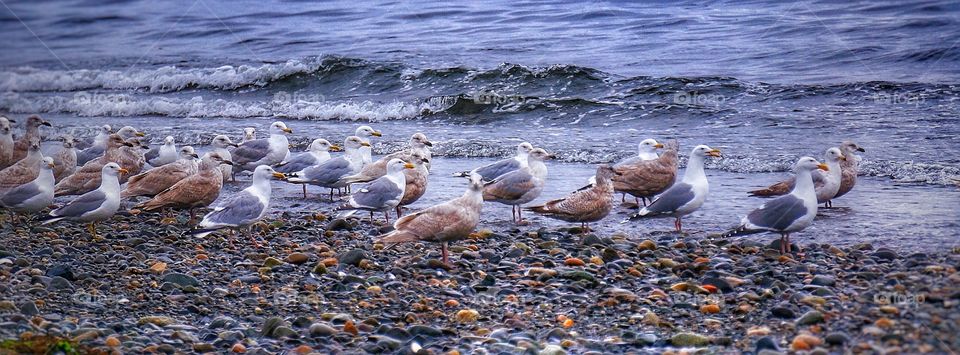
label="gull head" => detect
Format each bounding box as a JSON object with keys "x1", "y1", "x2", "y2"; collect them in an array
[
  {"x1": 28, "y1": 139, "x2": 41, "y2": 153},
  {"x1": 387, "y1": 158, "x2": 415, "y2": 174},
  {"x1": 100, "y1": 124, "x2": 112, "y2": 134},
  {"x1": 468, "y1": 172, "x2": 484, "y2": 191},
  {"x1": 824, "y1": 147, "x2": 845, "y2": 162},
  {"x1": 595, "y1": 164, "x2": 618, "y2": 183},
  {"x1": 102, "y1": 162, "x2": 128, "y2": 177},
  {"x1": 26, "y1": 115, "x2": 51, "y2": 128},
  {"x1": 528, "y1": 148, "x2": 555, "y2": 162},
  {"x1": 243, "y1": 127, "x2": 256, "y2": 140},
  {"x1": 309, "y1": 139, "x2": 334, "y2": 153},
  {"x1": 411, "y1": 133, "x2": 432, "y2": 147},
  {"x1": 179, "y1": 146, "x2": 199, "y2": 159},
  {"x1": 61, "y1": 135, "x2": 76, "y2": 149},
  {"x1": 41, "y1": 157, "x2": 55, "y2": 170},
  {"x1": 408, "y1": 151, "x2": 429, "y2": 166},
  {"x1": 691, "y1": 145, "x2": 722, "y2": 158},
  {"x1": 117, "y1": 126, "x2": 145, "y2": 138},
  {"x1": 795, "y1": 156, "x2": 828, "y2": 173},
  {"x1": 212, "y1": 134, "x2": 239, "y2": 148},
  {"x1": 254, "y1": 165, "x2": 285, "y2": 180},
  {"x1": 638, "y1": 139, "x2": 664, "y2": 153},
  {"x1": 841, "y1": 141, "x2": 865, "y2": 153},
  {"x1": 0, "y1": 116, "x2": 13, "y2": 133},
  {"x1": 517, "y1": 142, "x2": 534, "y2": 156},
  {"x1": 108, "y1": 134, "x2": 128, "y2": 148},
  {"x1": 270, "y1": 121, "x2": 292, "y2": 135},
  {"x1": 344, "y1": 136, "x2": 369, "y2": 151},
  {"x1": 356, "y1": 125, "x2": 381, "y2": 138}
]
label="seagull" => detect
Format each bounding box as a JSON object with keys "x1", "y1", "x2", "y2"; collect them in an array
[
  {"x1": 628, "y1": 145, "x2": 721, "y2": 232},
  {"x1": 397, "y1": 152, "x2": 431, "y2": 217},
  {"x1": 231, "y1": 121, "x2": 292, "y2": 176},
  {"x1": 528, "y1": 164, "x2": 618, "y2": 232},
  {"x1": 121, "y1": 146, "x2": 199, "y2": 198},
  {"x1": 40, "y1": 162, "x2": 127, "y2": 237},
  {"x1": 74, "y1": 124, "x2": 110, "y2": 150},
  {"x1": 586, "y1": 138, "x2": 663, "y2": 195},
  {"x1": 834, "y1": 141, "x2": 865, "y2": 200},
  {"x1": 285, "y1": 136, "x2": 367, "y2": 200},
  {"x1": 189, "y1": 165, "x2": 285, "y2": 242},
  {"x1": 11, "y1": 115, "x2": 51, "y2": 162},
  {"x1": 55, "y1": 135, "x2": 132, "y2": 196},
  {"x1": 210, "y1": 135, "x2": 239, "y2": 182},
  {"x1": 609, "y1": 140, "x2": 678, "y2": 206},
  {"x1": 387, "y1": 132, "x2": 432, "y2": 163},
  {"x1": 724, "y1": 157, "x2": 829, "y2": 254},
  {"x1": 275, "y1": 138, "x2": 339, "y2": 174},
  {"x1": 355, "y1": 125, "x2": 382, "y2": 165},
  {"x1": 1, "y1": 157, "x2": 55, "y2": 221},
  {"x1": 0, "y1": 140, "x2": 44, "y2": 195},
  {"x1": 482, "y1": 148, "x2": 552, "y2": 223},
  {"x1": 377, "y1": 172, "x2": 484, "y2": 266},
  {"x1": 345, "y1": 133, "x2": 433, "y2": 184},
  {"x1": 337, "y1": 158, "x2": 414, "y2": 222},
  {"x1": 77, "y1": 126, "x2": 143, "y2": 165},
  {"x1": 242, "y1": 127, "x2": 256, "y2": 142},
  {"x1": 0, "y1": 116, "x2": 15, "y2": 169},
  {"x1": 52, "y1": 135, "x2": 77, "y2": 182},
  {"x1": 748, "y1": 147, "x2": 846, "y2": 207},
  {"x1": 138, "y1": 152, "x2": 232, "y2": 223},
  {"x1": 144, "y1": 136, "x2": 178, "y2": 167},
  {"x1": 454, "y1": 142, "x2": 534, "y2": 182},
  {"x1": 117, "y1": 137, "x2": 149, "y2": 182}
]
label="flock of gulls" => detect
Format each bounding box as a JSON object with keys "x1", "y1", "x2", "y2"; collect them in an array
[{"x1": 0, "y1": 114, "x2": 868, "y2": 264}]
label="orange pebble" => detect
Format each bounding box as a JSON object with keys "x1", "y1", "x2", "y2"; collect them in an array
[
  {"x1": 562, "y1": 318, "x2": 574, "y2": 328},
  {"x1": 700, "y1": 304, "x2": 721, "y2": 314},
  {"x1": 343, "y1": 320, "x2": 359, "y2": 336},
  {"x1": 105, "y1": 336, "x2": 121, "y2": 347},
  {"x1": 231, "y1": 343, "x2": 246, "y2": 353},
  {"x1": 702, "y1": 284, "x2": 718, "y2": 293},
  {"x1": 564, "y1": 258, "x2": 585, "y2": 266}
]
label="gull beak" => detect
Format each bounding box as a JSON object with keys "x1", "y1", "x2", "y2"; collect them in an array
[
  {"x1": 329, "y1": 145, "x2": 342, "y2": 152},
  {"x1": 422, "y1": 158, "x2": 430, "y2": 164},
  {"x1": 282, "y1": 128, "x2": 293, "y2": 134},
  {"x1": 857, "y1": 147, "x2": 865, "y2": 152},
  {"x1": 123, "y1": 142, "x2": 135, "y2": 147},
  {"x1": 229, "y1": 142, "x2": 239, "y2": 147},
  {"x1": 706, "y1": 149, "x2": 722, "y2": 157},
  {"x1": 546, "y1": 154, "x2": 556, "y2": 160},
  {"x1": 222, "y1": 159, "x2": 235, "y2": 166},
  {"x1": 135, "y1": 131, "x2": 145, "y2": 137},
  {"x1": 6, "y1": 119, "x2": 15, "y2": 123},
  {"x1": 403, "y1": 163, "x2": 415, "y2": 169},
  {"x1": 654, "y1": 143, "x2": 664, "y2": 149},
  {"x1": 838, "y1": 154, "x2": 847, "y2": 161},
  {"x1": 41, "y1": 121, "x2": 52, "y2": 127},
  {"x1": 818, "y1": 163, "x2": 829, "y2": 171},
  {"x1": 272, "y1": 172, "x2": 287, "y2": 179},
  {"x1": 424, "y1": 141, "x2": 433, "y2": 147},
  {"x1": 190, "y1": 153, "x2": 199, "y2": 159},
  {"x1": 288, "y1": 144, "x2": 294, "y2": 148},
  {"x1": 360, "y1": 142, "x2": 371, "y2": 147},
  {"x1": 371, "y1": 131, "x2": 382, "y2": 137},
  {"x1": 47, "y1": 162, "x2": 56, "y2": 168},
  {"x1": 118, "y1": 168, "x2": 129, "y2": 175}
]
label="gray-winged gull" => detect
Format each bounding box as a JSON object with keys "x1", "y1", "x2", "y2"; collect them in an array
[
  {"x1": 40, "y1": 162, "x2": 126, "y2": 237},
  {"x1": 55, "y1": 135, "x2": 131, "y2": 196},
  {"x1": 354, "y1": 125, "x2": 382, "y2": 165},
  {"x1": 145, "y1": 136, "x2": 178, "y2": 167},
  {"x1": 211, "y1": 134, "x2": 240, "y2": 182},
  {"x1": 628, "y1": 145, "x2": 721, "y2": 232},
  {"x1": 275, "y1": 138, "x2": 339, "y2": 174},
  {"x1": 1, "y1": 157, "x2": 55, "y2": 220},
  {"x1": 190, "y1": 165, "x2": 285, "y2": 241},
  {"x1": 231, "y1": 121, "x2": 292, "y2": 175},
  {"x1": 377, "y1": 172, "x2": 484, "y2": 266},
  {"x1": 0, "y1": 140, "x2": 43, "y2": 195},
  {"x1": 285, "y1": 136, "x2": 367, "y2": 200},
  {"x1": 12, "y1": 115, "x2": 51, "y2": 162},
  {"x1": 454, "y1": 142, "x2": 534, "y2": 182},
  {"x1": 122, "y1": 146, "x2": 199, "y2": 198},
  {"x1": 52, "y1": 135, "x2": 77, "y2": 182},
  {"x1": 75, "y1": 124, "x2": 110, "y2": 150},
  {"x1": 749, "y1": 147, "x2": 846, "y2": 207},
  {"x1": 482, "y1": 147, "x2": 552, "y2": 223},
  {"x1": 529, "y1": 164, "x2": 618, "y2": 232},
  {"x1": 835, "y1": 141, "x2": 865, "y2": 199},
  {"x1": 724, "y1": 157, "x2": 829, "y2": 254},
  {"x1": 139, "y1": 152, "x2": 232, "y2": 223},
  {"x1": 78, "y1": 126, "x2": 143, "y2": 165},
  {"x1": 337, "y1": 158, "x2": 414, "y2": 222}
]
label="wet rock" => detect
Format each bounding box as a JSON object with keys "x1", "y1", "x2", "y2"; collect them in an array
[
  {"x1": 286, "y1": 252, "x2": 310, "y2": 265},
  {"x1": 824, "y1": 332, "x2": 849, "y2": 345},
  {"x1": 263, "y1": 257, "x2": 283, "y2": 267},
  {"x1": 670, "y1": 332, "x2": 709, "y2": 347},
  {"x1": 309, "y1": 322, "x2": 337, "y2": 337},
  {"x1": 138, "y1": 316, "x2": 175, "y2": 326},
  {"x1": 338, "y1": 249, "x2": 366, "y2": 266},
  {"x1": 19, "y1": 301, "x2": 40, "y2": 316},
  {"x1": 46, "y1": 264, "x2": 75, "y2": 281},
  {"x1": 48, "y1": 276, "x2": 74, "y2": 291},
  {"x1": 771, "y1": 306, "x2": 796, "y2": 319},
  {"x1": 872, "y1": 248, "x2": 898, "y2": 261},
  {"x1": 162, "y1": 273, "x2": 199, "y2": 287},
  {"x1": 810, "y1": 275, "x2": 836, "y2": 287},
  {"x1": 796, "y1": 310, "x2": 824, "y2": 325},
  {"x1": 755, "y1": 336, "x2": 780, "y2": 352}
]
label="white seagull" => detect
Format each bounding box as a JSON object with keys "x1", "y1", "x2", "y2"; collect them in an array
[
  {"x1": 285, "y1": 136, "x2": 367, "y2": 200},
  {"x1": 337, "y1": 158, "x2": 414, "y2": 222},
  {"x1": 275, "y1": 138, "x2": 339, "y2": 174},
  {"x1": 145, "y1": 136, "x2": 178, "y2": 167},
  {"x1": 231, "y1": 121, "x2": 292, "y2": 176},
  {"x1": 355, "y1": 125, "x2": 382, "y2": 165},
  {"x1": 1, "y1": 157, "x2": 56, "y2": 220},
  {"x1": 454, "y1": 142, "x2": 535, "y2": 182},
  {"x1": 628, "y1": 145, "x2": 722, "y2": 232},
  {"x1": 40, "y1": 162, "x2": 127, "y2": 237},
  {"x1": 211, "y1": 134, "x2": 239, "y2": 182},
  {"x1": 190, "y1": 165, "x2": 285, "y2": 241}
]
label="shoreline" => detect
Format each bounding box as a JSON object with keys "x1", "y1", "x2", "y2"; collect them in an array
[{"x1": 1, "y1": 211, "x2": 957, "y2": 353}]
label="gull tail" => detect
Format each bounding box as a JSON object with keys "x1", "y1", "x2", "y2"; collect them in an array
[
  {"x1": 340, "y1": 174, "x2": 374, "y2": 185},
  {"x1": 189, "y1": 227, "x2": 221, "y2": 238},
  {"x1": 747, "y1": 188, "x2": 779, "y2": 197},
  {"x1": 627, "y1": 208, "x2": 655, "y2": 220},
  {"x1": 452, "y1": 171, "x2": 471, "y2": 178},
  {"x1": 377, "y1": 230, "x2": 419, "y2": 246},
  {"x1": 721, "y1": 224, "x2": 763, "y2": 238},
  {"x1": 38, "y1": 215, "x2": 65, "y2": 225}
]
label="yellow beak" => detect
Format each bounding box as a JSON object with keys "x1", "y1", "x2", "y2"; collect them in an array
[
  {"x1": 817, "y1": 163, "x2": 829, "y2": 171},
  {"x1": 706, "y1": 149, "x2": 722, "y2": 157},
  {"x1": 360, "y1": 142, "x2": 371, "y2": 147},
  {"x1": 47, "y1": 163, "x2": 56, "y2": 168},
  {"x1": 371, "y1": 131, "x2": 382, "y2": 137},
  {"x1": 329, "y1": 145, "x2": 342, "y2": 152},
  {"x1": 135, "y1": 132, "x2": 145, "y2": 137},
  {"x1": 272, "y1": 172, "x2": 287, "y2": 179},
  {"x1": 654, "y1": 143, "x2": 664, "y2": 149},
  {"x1": 403, "y1": 163, "x2": 415, "y2": 169},
  {"x1": 118, "y1": 168, "x2": 129, "y2": 175},
  {"x1": 282, "y1": 128, "x2": 293, "y2": 133},
  {"x1": 838, "y1": 155, "x2": 847, "y2": 161}
]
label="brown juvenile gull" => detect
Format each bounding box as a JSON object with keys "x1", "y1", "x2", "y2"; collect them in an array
[
  {"x1": 189, "y1": 165, "x2": 285, "y2": 243},
  {"x1": 748, "y1": 147, "x2": 846, "y2": 207},
  {"x1": 40, "y1": 162, "x2": 127, "y2": 237},
  {"x1": 0, "y1": 116, "x2": 15, "y2": 169},
  {"x1": 52, "y1": 135, "x2": 77, "y2": 182},
  {"x1": 0, "y1": 140, "x2": 43, "y2": 195},
  {"x1": 528, "y1": 165, "x2": 618, "y2": 232},
  {"x1": 454, "y1": 142, "x2": 534, "y2": 182},
  {"x1": 386, "y1": 132, "x2": 432, "y2": 167},
  {"x1": 628, "y1": 145, "x2": 721, "y2": 232},
  {"x1": 1, "y1": 157, "x2": 55, "y2": 221},
  {"x1": 587, "y1": 138, "x2": 663, "y2": 193},
  {"x1": 482, "y1": 148, "x2": 552, "y2": 223},
  {"x1": 12, "y1": 115, "x2": 51, "y2": 162},
  {"x1": 231, "y1": 121, "x2": 293, "y2": 175},
  {"x1": 724, "y1": 157, "x2": 828, "y2": 254},
  {"x1": 835, "y1": 140, "x2": 865, "y2": 199},
  {"x1": 396, "y1": 152, "x2": 431, "y2": 217},
  {"x1": 144, "y1": 136, "x2": 178, "y2": 167},
  {"x1": 285, "y1": 136, "x2": 367, "y2": 200},
  {"x1": 343, "y1": 133, "x2": 431, "y2": 184},
  {"x1": 55, "y1": 134, "x2": 132, "y2": 196},
  {"x1": 377, "y1": 172, "x2": 484, "y2": 266},
  {"x1": 77, "y1": 125, "x2": 144, "y2": 165},
  {"x1": 337, "y1": 158, "x2": 414, "y2": 223},
  {"x1": 275, "y1": 138, "x2": 339, "y2": 174},
  {"x1": 121, "y1": 146, "x2": 199, "y2": 199},
  {"x1": 138, "y1": 152, "x2": 232, "y2": 223},
  {"x1": 211, "y1": 135, "x2": 239, "y2": 182},
  {"x1": 610, "y1": 140, "x2": 679, "y2": 206},
  {"x1": 117, "y1": 137, "x2": 149, "y2": 182}
]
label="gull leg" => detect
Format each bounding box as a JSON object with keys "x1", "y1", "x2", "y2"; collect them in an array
[
  {"x1": 396, "y1": 206, "x2": 402, "y2": 218},
  {"x1": 302, "y1": 184, "x2": 307, "y2": 198},
  {"x1": 674, "y1": 217, "x2": 683, "y2": 233},
  {"x1": 786, "y1": 234, "x2": 792, "y2": 253},
  {"x1": 517, "y1": 206, "x2": 523, "y2": 224},
  {"x1": 441, "y1": 242, "x2": 449, "y2": 265},
  {"x1": 621, "y1": 193, "x2": 625, "y2": 203},
  {"x1": 369, "y1": 211, "x2": 374, "y2": 222},
  {"x1": 384, "y1": 211, "x2": 390, "y2": 224},
  {"x1": 779, "y1": 234, "x2": 786, "y2": 254},
  {"x1": 643, "y1": 197, "x2": 649, "y2": 207},
  {"x1": 328, "y1": 189, "x2": 334, "y2": 202}
]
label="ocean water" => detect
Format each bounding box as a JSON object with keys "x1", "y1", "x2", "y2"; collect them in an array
[{"x1": 3, "y1": 0, "x2": 959, "y2": 249}]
